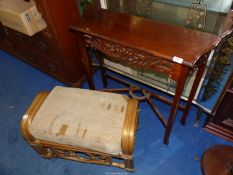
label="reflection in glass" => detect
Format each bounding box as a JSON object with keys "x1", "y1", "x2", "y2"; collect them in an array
[
  {"x1": 105, "y1": 0, "x2": 233, "y2": 35},
  {"x1": 184, "y1": 1, "x2": 207, "y2": 31}
]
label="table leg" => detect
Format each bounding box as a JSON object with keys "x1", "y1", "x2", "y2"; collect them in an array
[
  {"x1": 194, "y1": 107, "x2": 203, "y2": 127},
  {"x1": 77, "y1": 35, "x2": 95, "y2": 90},
  {"x1": 98, "y1": 53, "x2": 108, "y2": 87},
  {"x1": 164, "y1": 66, "x2": 190, "y2": 145},
  {"x1": 180, "y1": 58, "x2": 207, "y2": 125}
]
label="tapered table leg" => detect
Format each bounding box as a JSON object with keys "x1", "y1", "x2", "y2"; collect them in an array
[
  {"x1": 98, "y1": 52, "x2": 108, "y2": 87},
  {"x1": 164, "y1": 66, "x2": 190, "y2": 145},
  {"x1": 181, "y1": 56, "x2": 208, "y2": 125},
  {"x1": 194, "y1": 107, "x2": 203, "y2": 127},
  {"x1": 77, "y1": 34, "x2": 95, "y2": 90}
]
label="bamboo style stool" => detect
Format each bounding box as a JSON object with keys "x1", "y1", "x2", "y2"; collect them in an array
[{"x1": 21, "y1": 86, "x2": 139, "y2": 171}]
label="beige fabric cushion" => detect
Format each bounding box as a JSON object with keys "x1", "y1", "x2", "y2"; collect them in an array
[{"x1": 29, "y1": 86, "x2": 129, "y2": 155}]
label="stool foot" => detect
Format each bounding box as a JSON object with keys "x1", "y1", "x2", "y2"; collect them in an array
[{"x1": 124, "y1": 159, "x2": 134, "y2": 171}]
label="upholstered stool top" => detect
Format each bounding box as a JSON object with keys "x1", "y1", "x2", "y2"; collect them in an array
[{"x1": 29, "y1": 86, "x2": 129, "y2": 155}]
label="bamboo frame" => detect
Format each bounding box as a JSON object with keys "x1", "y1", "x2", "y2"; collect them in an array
[{"x1": 21, "y1": 91, "x2": 139, "y2": 171}]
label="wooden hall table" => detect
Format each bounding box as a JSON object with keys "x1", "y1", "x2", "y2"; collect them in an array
[{"x1": 70, "y1": 9, "x2": 220, "y2": 144}]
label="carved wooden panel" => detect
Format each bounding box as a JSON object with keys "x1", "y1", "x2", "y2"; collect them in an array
[{"x1": 83, "y1": 34, "x2": 184, "y2": 80}]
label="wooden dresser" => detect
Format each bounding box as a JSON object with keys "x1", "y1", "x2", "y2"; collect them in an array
[
  {"x1": 204, "y1": 71, "x2": 233, "y2": 142},
  {"x1": 0, "y1": 0, "x2": 85, "y2": 86}
]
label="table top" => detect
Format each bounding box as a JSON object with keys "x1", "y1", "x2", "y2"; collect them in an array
[{"x1": 71, "y1": 9, "x2": 220, "y2": 67}]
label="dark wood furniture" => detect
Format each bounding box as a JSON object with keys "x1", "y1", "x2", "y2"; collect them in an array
[
  {"x1": 198, "y1": 11, "x2": 233, "y2": 142},
  {"x1": 201, "y1": 145, "x2": 233, "y2": 175},
  {"x1": 203, "y1": 71, "x2": 233, "y2": 142},
  {"x1": 70, "y1": 9, "x2": 220, "y2": 144},
  {"x1": 0, "y1": 0, "x2": 85, "y2": 86}
]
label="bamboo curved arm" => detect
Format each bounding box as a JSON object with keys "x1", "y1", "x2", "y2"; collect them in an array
[
  {"x1": 20, "y1": 91, "x2": 49, "y2": 142},
  {"x1": 121, "y1": 98, "x2": 139, "y2": 156}
]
